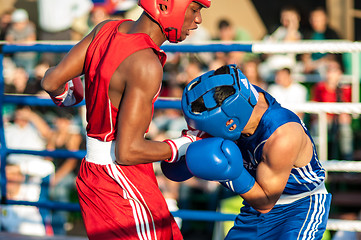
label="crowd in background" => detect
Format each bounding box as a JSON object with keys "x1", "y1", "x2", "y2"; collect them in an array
[{"x1": 0, "y1": 1, "x2": 360, "y2": 239}]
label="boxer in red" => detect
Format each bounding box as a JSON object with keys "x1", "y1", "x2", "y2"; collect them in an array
[{"x1": 41, "y1": 1, "x2": 211, "y2": 239}]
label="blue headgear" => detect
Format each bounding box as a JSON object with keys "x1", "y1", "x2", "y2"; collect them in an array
[{"x1": 181, "y1": 65, "x2": 259, "y2": 141}]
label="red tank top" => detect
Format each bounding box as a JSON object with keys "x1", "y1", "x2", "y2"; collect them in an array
[{"x1": 84, "y1": 20, "x2": 167, "y2": 141}]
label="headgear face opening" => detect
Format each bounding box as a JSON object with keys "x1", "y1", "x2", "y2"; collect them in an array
[
  {"x1": 138, "y1": 0, "x2": 211, "y2": 43},
  {"x1": 181, "y1": 65, "x2": 259, "y2": 141}
]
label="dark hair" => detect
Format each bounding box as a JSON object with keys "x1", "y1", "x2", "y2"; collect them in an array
[
  {"x1": 311, "y1": 6, "x2": 327, "y2": 14},
  {"x1": 218, "y1": 19, "x2": 231, "y2": 30},
  {"x1": 190, "y1": 65, "x2": 236, "y2": 113},
  {"x1": 278, "y1": 67, "x2": 291, "y2": 75},
  {"x1": 281, "y1": 5, "x2": 300, "y2": 15}
]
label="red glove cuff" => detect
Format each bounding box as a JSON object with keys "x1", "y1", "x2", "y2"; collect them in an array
[
  {"x1": 51, "y1": 82, "x2": 70, "y2": 107},
  {"x1": 50, "y1": 77, "x2": 84, "y2": 107},
  {"x1": 164, "y1": 139, "x2": 178, "y2": 163}
]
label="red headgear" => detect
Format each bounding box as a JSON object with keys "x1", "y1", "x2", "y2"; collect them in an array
[{"x1": 138, "y1": 0, "x2": 211, "y2": 43}]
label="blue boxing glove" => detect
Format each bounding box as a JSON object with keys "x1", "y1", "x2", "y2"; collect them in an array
[
  {"x1": 186, "y1": 137, "x2": 255, "y2": 194},
  {"x1": 161, "y1": 157, "x2": 193, "y2": 182}
]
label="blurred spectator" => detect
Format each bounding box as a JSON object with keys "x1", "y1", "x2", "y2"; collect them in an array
[
  {"x1": 214, "y1": 18, "x2": 252, "y2": 42},
  {"x1": 3, "y1": 64, "x2": 49, "y2": 122},
  {"x1": 176, "y1": 58, "x2": 204, "y2": 87},
  {"x1": 2, "y1": 106, "x2": 54, "y2": 236},
  {"x1": 148, "y1": 83, "x2": 187, "y2": 140},
  {"x1": 5, "y1": 9, "x2": 37, "y2": 77},
  {"x1": 266, "y1": 5, "x2": 302, "y2": 42},
  {"x1": 213, "y1": 18, "x2": 252, "y2": 67},
  {"x1": 92, "y1": 0, "x2": 118, "y2": 16},
  {"x1": 305, "y1": 7, "x2": 340, "y2": 47},
  {"x1": 46, "y1": 109, "x2": 83, "y2": 235},
  {"x1": 240, "y1": 58, "x2": 268, "y2": 90},
  {"x1": 311, "y1": 60, "x2": 353, "y2": 160},
  {"x1": 268, "y1": 67, "x2": 308, "y2": 119},
  {"x1": 181, "y1": 25, "x2": 213, "y2": 66},
  {"x1": 113, "y1": 0, "x2": 138, "y2": 14},
  {"x1": 5, "y1": 106, "x2": 52, "y2": 168},
  {"x1": 88, "y1": 6, "x2": 110, "y2": 32},
  {"x1": 183, "y1": 25, "x2": 211, "y2": 44},
  {"x1": 302, "y1": 7, "x2": 342, "y2": 75},
  {"x1": 0, "y1": 10, "x2": 13, "y2": 40},
  {"x1": 37, "y1": 0, "x2": 93, "y2": 64},
  {"x1": 147, "y1": 59, "x2": 199, "y2": 141},
  {"x1": 38, "y1": 0, "x2": 93, "y2": 40},
  {"x1": 260, "y1": 5, "x2": 303, "y2": 79},
  {"x1": 5, "y1": 67, "x2": 30, "y2": 94},
  {"x1": 208, "y1": 57, "x2": 227, "y2": 72},
  {"x1": 2, "y1": 58, "x2": 18, "y2": 123},
  {"x1": 25, "y1": 61, "x2": 51, "y2": 95}
]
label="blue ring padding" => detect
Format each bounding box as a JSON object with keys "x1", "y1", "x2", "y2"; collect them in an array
[{"x1": 1, "y1": 43, "x2": 253, "y2": 53}]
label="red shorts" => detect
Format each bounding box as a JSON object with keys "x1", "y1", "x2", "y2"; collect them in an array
[{"x1": 76, "y1": 159, "x2": 183, "y2": 240}]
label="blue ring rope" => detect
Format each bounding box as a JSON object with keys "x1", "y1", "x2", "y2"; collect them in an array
[
  {"x1": 3, "y1": 95, "x2": 181, "y2": 109},
  {"x1": 6, "y1": 148, "x2": 86, "y2": 159},
  {"x1": 0, "y1": 53, "x2": 7, "y2": 199},
  {"x1": 1, "y1": 42, "x2": 253, "y2": 53}
]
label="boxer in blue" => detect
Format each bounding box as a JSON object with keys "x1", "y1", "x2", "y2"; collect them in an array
[{"x1": 171, "y1": 64, "x2": 331, "y2": 239}]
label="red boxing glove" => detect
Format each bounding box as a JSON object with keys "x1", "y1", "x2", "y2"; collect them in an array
[
  {"x1": 164, "y1": 129, "x2": 210, "y2": 163},
  {"x1": 51, "y1": 77, "x2": 84, "y2": 107}
]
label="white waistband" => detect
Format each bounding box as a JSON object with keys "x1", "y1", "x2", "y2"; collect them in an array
[
  {"x1": 85, "y1": 136, "x2": 116, "y2": 165},
  {"x1": 275, "y1": 182, "x2": 328, "y2": 205}
]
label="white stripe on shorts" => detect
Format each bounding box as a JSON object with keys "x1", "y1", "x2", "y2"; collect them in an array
[
  {"x1": 106, "y1": 164, "x2": 157, "y2": 240},
  {"x1": 298, "y1": 194, "x2": 326, "y2": 240}
]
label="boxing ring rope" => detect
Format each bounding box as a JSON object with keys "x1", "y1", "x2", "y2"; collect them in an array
[{"x1": 1, "y1": 41, "x2": 361, "y2": 234}]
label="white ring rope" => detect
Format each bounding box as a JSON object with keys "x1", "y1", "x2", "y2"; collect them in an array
[
  {"x1": 252, "y1": 40, "x2": 361, "y2": 54},
  {"x1": 327, "y1": 219, "x2": 361, "y2": 232},
  {"x1": 285, "y1": 102, "x2": 361, "y2": 114},
  {"x1": 321, "y1": 160, "x2": 361, "y2": 172}
]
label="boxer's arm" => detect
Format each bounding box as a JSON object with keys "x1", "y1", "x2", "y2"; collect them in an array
[
  {"x1": 241, "y1": 122, "x2": 305, "y2": 213},
  {"x1": 41, "y1": 34, "x2": 91, "y2": 96},
  {"x1": 41, "y1": 21, "x2": 110, "y2": 96},
  {"x1": 115, "y1": 49, "x2": 173, "y2": 165},
  {"x1": 185, "y1": 124, "x2": 306, "y2": 214}
]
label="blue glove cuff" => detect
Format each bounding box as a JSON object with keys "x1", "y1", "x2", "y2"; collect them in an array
[{"x1": 222, "y1": 169, "x2": 255, "y2": 194}]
